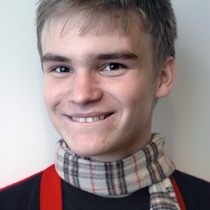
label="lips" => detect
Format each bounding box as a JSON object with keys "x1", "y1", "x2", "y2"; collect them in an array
[{"x1": 70, "y1": 114, "x2": 111, "y2": 123}]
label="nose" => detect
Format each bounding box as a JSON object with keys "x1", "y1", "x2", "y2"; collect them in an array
[{"x1": 69, "y1": 71, "x2": 103, "y2": 105}]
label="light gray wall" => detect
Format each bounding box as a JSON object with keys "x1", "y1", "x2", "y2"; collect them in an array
[
  {"x1": 153, "y1": 0, "x2": 210, "y2": 181},
  {"x1": 0, "y1": 0, "x2": 210, "y2": 187}
]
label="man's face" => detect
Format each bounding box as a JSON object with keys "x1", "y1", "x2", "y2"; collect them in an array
[{"x1": 41, "y1": 14, "x2": 160, "y2": 161}]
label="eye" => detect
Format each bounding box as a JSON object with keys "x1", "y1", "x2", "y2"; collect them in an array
[
  {"x1": 103, "y1": 63, "x2": 125, "y2": 71},
  {"x1": 53, "y1": 66, "x2": 71, "y2": 73}
]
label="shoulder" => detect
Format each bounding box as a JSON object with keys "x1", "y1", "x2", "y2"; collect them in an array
[
  {"x1": 0, "y1": 165, "x2": 53, "y2": 210},
  {"x1": 173, "y1": 170, "x2": 210, "y2": 210},
  {"x1": 173, "y1": 170, "x2": 210, "y2": 191}
]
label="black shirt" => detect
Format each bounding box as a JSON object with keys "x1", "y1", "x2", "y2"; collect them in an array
[{"x1": 62, "y1": 179, "x2": 150, "y2": 210}]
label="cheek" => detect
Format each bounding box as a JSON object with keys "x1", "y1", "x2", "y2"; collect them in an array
[
  {"x1": 115, "y1": 78, "x2": 147, "y2": 106},
  {"x1": 118, "y1": 79, "x2": 154, "y2": 116},
  {"x1": 44, "y1": 79, "x2": 63, "y2": 110},
  {"x1": 44, "y1": 80, "x2": 54, "y2": 108}
]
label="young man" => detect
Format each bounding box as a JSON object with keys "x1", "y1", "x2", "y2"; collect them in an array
[{"x1": 1, "y1": 0, "x2": 210, "y2": 209}]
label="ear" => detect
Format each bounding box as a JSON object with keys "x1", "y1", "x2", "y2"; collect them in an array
[{"x1": 155, "y1": 56, "x2": 176, "y2": 99}]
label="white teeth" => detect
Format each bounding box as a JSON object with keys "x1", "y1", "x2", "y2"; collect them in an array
[
  {"x1": 79, "y1": 118, "x2": 86, "y2": 123},
  {"x1": 99, "y1": 116, "x2": 105, "y2": 120},
  {"x1": 94, "y1": 116, "x2": 100, "y2": 121},
  {"x1": 71, "y1": 115, "x2": 107, "y2": 123},
  {"x1": 87, "y1": 117, "x2": 94, "y2": 123}
]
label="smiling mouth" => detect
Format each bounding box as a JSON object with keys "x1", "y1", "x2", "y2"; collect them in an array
[{"x1": 71, "y1": 114, "x2": 111, "y2": 123}]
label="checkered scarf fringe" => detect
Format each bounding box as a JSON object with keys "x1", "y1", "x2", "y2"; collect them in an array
[{"x1": 55, "y1": 134, "x2": 180, "y2": 209}]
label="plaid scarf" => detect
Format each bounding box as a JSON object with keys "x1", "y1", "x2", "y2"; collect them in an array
[{"x1": 55, "y1": 134, "x2": 180, "y2": 209}]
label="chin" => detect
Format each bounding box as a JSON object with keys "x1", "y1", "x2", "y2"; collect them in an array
[{"x1": 70, "y1": 145, "x2": 110, "y2": 161}]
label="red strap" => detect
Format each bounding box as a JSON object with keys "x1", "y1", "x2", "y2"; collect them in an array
[
  {"x1": 40, "y1": 165, "x2": 62, "y2": 210},
  {"x1": 171, "y1": 176, "x2": 186, "y2": 210}
]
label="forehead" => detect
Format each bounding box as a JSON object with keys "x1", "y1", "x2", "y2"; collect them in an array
[
  {"x1": 41, "y1": 12, "x2": 152, "y2": 61},
  {"x1": 41, "y1": 9, "x2": 145, "y2": 39}
]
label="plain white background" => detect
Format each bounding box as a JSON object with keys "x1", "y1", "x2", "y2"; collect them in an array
[{"x1": 0, "y1": 0, "x2": 210, "y2": 188}]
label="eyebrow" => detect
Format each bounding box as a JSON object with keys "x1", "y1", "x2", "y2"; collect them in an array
[
  {"x1": 41, "y1": 51, "x2": 138, "y2": 63},
  {"x1": 42, "y1": 53, "x2": 71, "y2": 63},
  {"x1": 96, "y1": 51, "x2": 138, "y2": 60}
]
